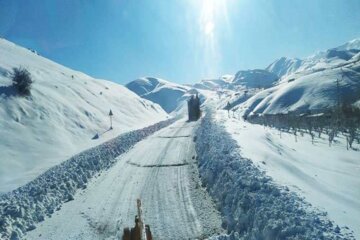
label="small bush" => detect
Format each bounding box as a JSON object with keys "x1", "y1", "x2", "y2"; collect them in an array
[{"x1": 11, "y1": 67, "x2": 33, "y2": 96}]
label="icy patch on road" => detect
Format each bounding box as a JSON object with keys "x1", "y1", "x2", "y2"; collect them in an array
[
  {"x1": 0, "y1": 118, "x2": 175, "y2": 240},
  {"x1": 195, "y1": 113, "x2": 354, "y2": 240}
]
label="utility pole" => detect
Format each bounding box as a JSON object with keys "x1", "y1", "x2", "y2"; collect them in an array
[{"x1": 109, "y1": 109, "x2": 113, "y2": 130}]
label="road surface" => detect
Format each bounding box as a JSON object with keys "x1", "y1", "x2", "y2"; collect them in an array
[{"x1": 25, "y1": 119, "x2": 223, "y2": 240}]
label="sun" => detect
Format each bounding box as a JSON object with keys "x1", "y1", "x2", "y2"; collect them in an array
[
  {"x1": 204, "y1": 21, "x2": 215, "y2": 35},
  {"x1": 200, "y1": 0, "x2": 229, "y2": 36},
  {"x1": 200, "y1": 0, "x2": 215, "y2": 36}
]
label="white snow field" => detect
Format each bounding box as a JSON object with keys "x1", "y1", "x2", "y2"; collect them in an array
[
  {"x1": 24, "y1": 119, "x2": 223, "y2": 240},
  {"x1": 195, "y1": 111, "x2": 357, "y2": 240},
  {"x1": 126, "y1": 77, "x2": 191, "y2": 113},
  {"x1": 0, "y1": 38, "x2": 167, "y2": 193}
]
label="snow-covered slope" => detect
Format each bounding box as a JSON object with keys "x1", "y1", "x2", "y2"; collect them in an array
[
  {"x1": 0, "y1": 38, "x2": 168, "y2": 193},
  {"x1": 336, "y1": 38, "x2": 360, "y2": 51},
  {"x1": 232, "y1": 69, "x2": 278, "y2": 88},
  {"x1": 266, "y1": 38, "x2": 360, "y2": 79},
  {"x1": 192, "y1": 75, "x2": 234, "y2": 90},
  {"x1": 126, "y1": 77, "x2": 190, "y2": 113},
  {"x1": 242, "y1": 44, "x2": 360, "y2": 116},
  {"x1": 193, "y1": 71, "x2": 277, "y2": 91},
  {"x1": 266, "y1": 57, "x2": 303, "y2": 78}
]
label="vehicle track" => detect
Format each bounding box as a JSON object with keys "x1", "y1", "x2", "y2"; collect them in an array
[{"x1": 26, "y1": 119, "x2": 223, "y2": 240}]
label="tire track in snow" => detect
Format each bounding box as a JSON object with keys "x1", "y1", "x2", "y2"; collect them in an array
[{"x1": 25, "y1": 119, "x2": 223, "y2": 240}]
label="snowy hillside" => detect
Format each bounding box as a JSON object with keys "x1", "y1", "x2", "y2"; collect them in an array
[
  {"x1": 336, "y1": 38, "x2": 360, "y2": 51},
  {"x1": 266, "y1": 38, "x2": 360, "y2": 79},
  {"x1": 233, "y1": 69, "x2": 278, "y2": 88},
  {"x1": 265, "y1": 57, "x2": 303, "y2": 78},
  {"x1": 126, "y1": 70, "x2": 277, "y2": 115},
  {"x1": 243, "y1": 57, "x2": 360, "y2": 116},
  {"x1": 192, "y1": 75, "x2": 234, "y2": 90},
  {"x1": 195, "y1": 71, "x2": 277, "y2": 90},
  {"x1": 0, "y1": 39, "x2": 168, "y2": 193},
  {"x1": 126, "y1": 77, "x2": 190, "y2": 113},
  {"x1": 234, "y1": 39, "x2": 360, "y2": 116}
]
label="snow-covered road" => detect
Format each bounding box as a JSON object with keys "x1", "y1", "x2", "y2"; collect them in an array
[{"x1": 25, "y1": 119, "x2": 222, "y2": 240}]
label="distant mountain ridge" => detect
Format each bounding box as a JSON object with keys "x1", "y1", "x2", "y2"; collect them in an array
[
  {"x1": 266, "y1": 57, "x2": 303, "y2": 78},
  {"x1": 266, "y1": 38, "x2": 360, "y2": 78},
  {"x1": 233, "y1": 69, "x2": 278, "y2": 88},
  {"x1": 126, "y1": 77, "x2": 190, "y2": 113},
  {"x1": 240, "y1": 38, "x2": 360, "y2": 116},
  {"x1": 126, "y1": 38, "x2": 360, "y2": 119}
]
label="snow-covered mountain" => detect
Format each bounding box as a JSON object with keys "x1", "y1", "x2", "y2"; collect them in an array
[
  {"x1": 232, "y1": 69, "x2": 278, "y2": 88},
  {"x1": 0, "y1": 38, "x2": 168, "y2": 193},
  {"x1": 230, "y1": 38, "x2": 360, "y2": 116},
  {"x1": 265, "y1": 57, "x2": 303, "y2": 78},
  {"x1": 266, "y1": 38, "x2": 360, "y2": 79},
  {"x1": 192, "y1": 75, "x2": 234, "y2": 90},
  {"x1": 193, "y1": 71, "x2": 277, "y2": 91},
  {"x1": 242, "y1": 52, "x2": 360, "y2": 116},
  {"x1": 336, "y1": 38, "x2": 360, "y2": 51},
  {"x1": 126, "y1": 77, "x2": 190, "y2": 113}
]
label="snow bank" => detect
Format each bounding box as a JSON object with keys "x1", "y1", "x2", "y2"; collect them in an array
[
  {"x1": 0, "y1": 118, "x2": 175, "y2": 240},
  {"x1": 195, "y1": 112, "x2": 354, "y2": 240},
  {"x1": 218, "y1": 111, "x2": 360, "y2": 238}
]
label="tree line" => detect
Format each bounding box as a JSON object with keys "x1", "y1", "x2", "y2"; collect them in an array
[{"x1": 245, "y1": 105, "x2": 360, "y2": 150}]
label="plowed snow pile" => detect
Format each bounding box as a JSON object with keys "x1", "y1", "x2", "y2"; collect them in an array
[{"x1": 196, "y1": 112, "x2": 355, "y2": 240}]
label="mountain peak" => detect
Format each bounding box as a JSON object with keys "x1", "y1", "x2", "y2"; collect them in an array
[
  {"x1": 336, "y1": 38, "x2": 360, "y2": 51},
  {"x1": 266, "y1": 57, "x2": 303, "y2": 78}
]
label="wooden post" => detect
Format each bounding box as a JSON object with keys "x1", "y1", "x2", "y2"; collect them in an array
[{"x1": 109, "y1": 109, "x2": 113, "y2": 130}]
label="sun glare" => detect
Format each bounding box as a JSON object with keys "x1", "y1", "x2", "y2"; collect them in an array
[
  {"x1": 200, "y1": 0, "x2": 216, "y2": 36},
  {"x1": 204, "y1": 21, "x2": 214, "y2": 35},
  {"x1": 194, "y1": 0, "x2": 231, "y2": 77},
  {"x1": 199, "y1": 0, "x2": 230, "y2": 36}
]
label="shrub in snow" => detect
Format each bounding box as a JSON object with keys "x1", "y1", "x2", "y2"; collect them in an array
[
  {"x1": 195, "y1": 112, "x2": 354, "y2": 240},
  {"x1": 11, "y1": 67, "x2": 33, "y2": 96},
  {"x1": 92, "y1": 133, "x2": 99, "y2": 140}
]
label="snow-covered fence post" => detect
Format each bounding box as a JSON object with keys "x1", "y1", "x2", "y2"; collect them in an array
[{"x1": 109, "y1": 109, "x2": 113, "y2": 130}]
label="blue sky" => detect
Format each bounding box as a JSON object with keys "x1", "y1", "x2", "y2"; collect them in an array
[{"x1": 0, "y1": 0, "x2": 360, "y2": 84}]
